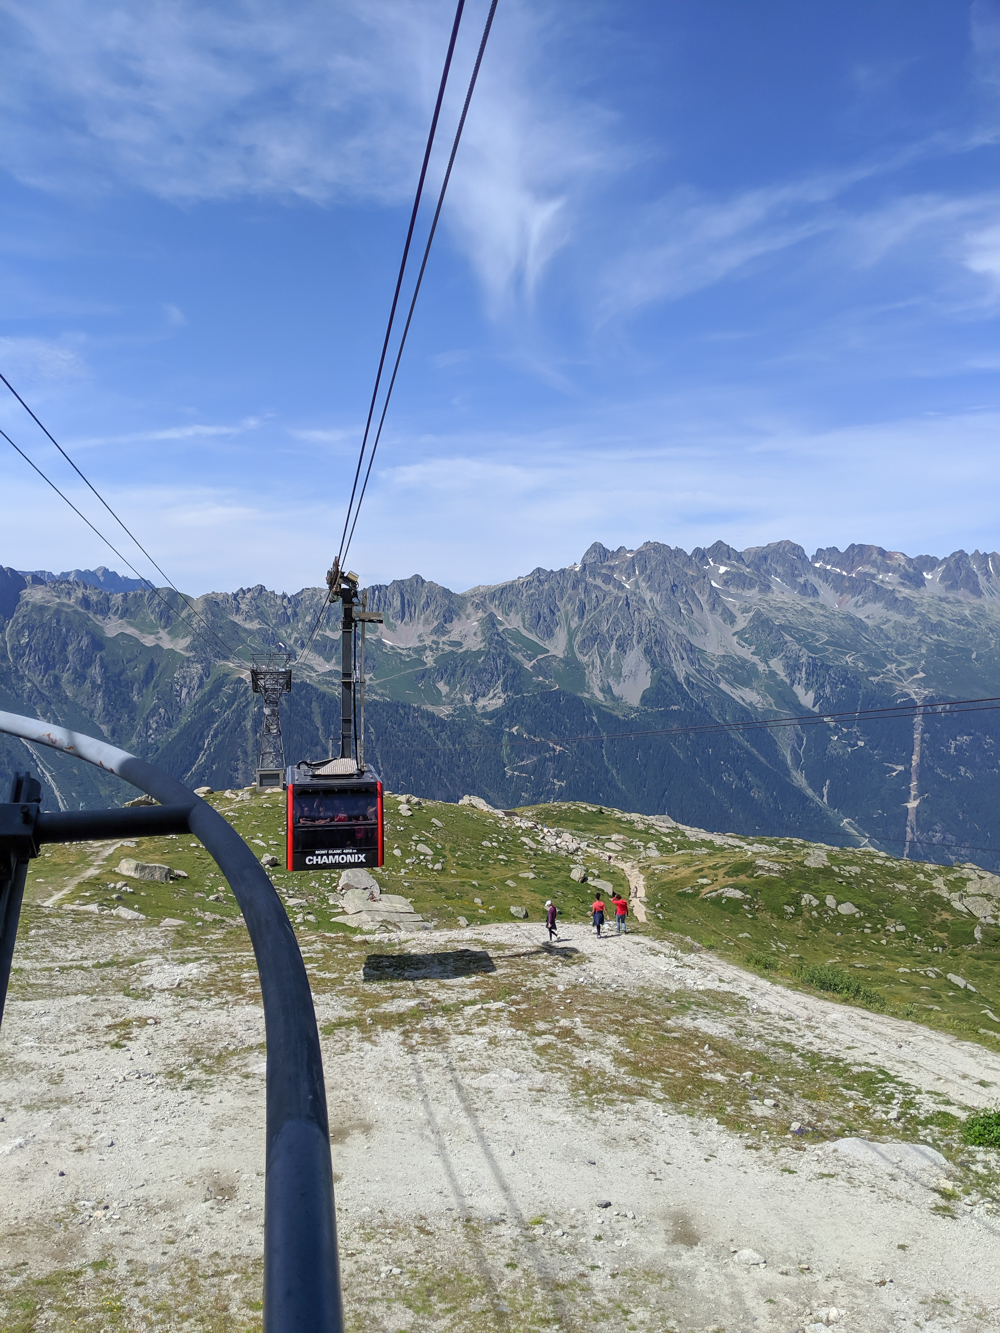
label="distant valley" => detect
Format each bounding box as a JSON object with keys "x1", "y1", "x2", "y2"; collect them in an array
[{"x1": 1, "y1": 538, "x2": 999, "y2": 870}]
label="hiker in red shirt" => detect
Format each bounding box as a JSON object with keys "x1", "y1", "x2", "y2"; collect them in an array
[
  {"x1": 611, "y1": 892, "x2": 629, "y2": 935},
  {"x1": 591, "y1": 895, "x2": 606, "y2": 937}
]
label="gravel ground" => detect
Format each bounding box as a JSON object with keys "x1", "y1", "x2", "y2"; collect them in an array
[{"x1": 2, "y1": 906, "x2": 1000, "y2": 1332}]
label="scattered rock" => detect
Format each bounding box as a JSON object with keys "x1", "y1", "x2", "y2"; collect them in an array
[
  {"x1": 416, "y1": 844, "x2": 433, "y2": 855},
  {"x1": 824, "y1": 895, "x2": 837, "y2": 909},
  {"x1": 733, "y1": 1248, "x2": 765, "y2": 1267},
  {"x1": 398, "y1": 805, "x2": 413, "y2": 817},
  {"x1": 338, "y1": 869, "x2": 380, "y2": 896},
  {"x1": 193, "y1": 786, "x2": 213, "y2": 796},
  {"x1": 596, "y1": 1200, "x2": 612, "y2": 1209},
  {"x1": 519, "y1": 871, "x2": 536, "y2": 879},
  {"x1": 431, "y1": 817, "x2": 443, "y2": 827},
  {"x1": 261, "y1": 854, "x2": 280, "y2": 868},
  {"x1": 510, "y1": 906, "x2": 528, "y2": 919},
  {"x1": 590, "y1": 879, "x2": 613, "y2": 893},
  {"x1": 457, "y1": 916, "x2": 469, "y2": 928},
  {"x1": 460, "y1": 795, "x2": 500, "y2": 813},
  {"x1": 804, "y1": 850, "x2": 829, "y2": 868},
  {"x1": 836, "y1": 902, "x2": 858, "y2": 916},
  {"x1": 754, "y1": 858, "x2": 784, "y2": 876},
  {"x1": 570, "y1": 865, "x2": 588, "y2": 883},
  {"x1": 946, "y1": 973, "x2": 976, "y2": 991},
  {"x1": 704, "y1": 887, "x2": 746, "y2": 901},
  {"x1": 960, "y1": 896, "x2": 996, "y2": 922},
  {"x1": 172, "y1": 869, "x2": 188, "y2": 879},
  {"x1": 831, "y1": 1138, "x2": 946, "y2": 1172},
  {"x1": 117, "y1": 858, "x2": 174, "y2": 883},
  {"x1": 160, "y1": 918, "x2": 185, "y2": 927},
  {"x1": 123, "y1": 793, "x2": 158, "y2": 808},
  {"x1": 801, "y1": 894, "x2": 819, "y2": 907},
  {"x1": 112, "y1": 906, "x2": 145, "y2": 920}
]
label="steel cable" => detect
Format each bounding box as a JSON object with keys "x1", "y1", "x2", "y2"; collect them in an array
[
  {"x1": 333, "y1": 0, "x2": 468, "y2": 570},
  {"x1": 341, "y1": 0, "x2": 500, "y2": 567},
  {"x1": 0, "y1": 371, "x2": 248, "y2": 663},
  {"x1": 1, "y1": 427, "x2": 241, "y2": 664}
]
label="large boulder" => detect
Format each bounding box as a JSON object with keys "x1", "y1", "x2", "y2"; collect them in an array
[
  {"x1": 570, "y1": 865, "x2": 587, "y2": 883},
  {"x1": 117, "y1": 858, "x2": 173, "y2": 883},
  {"x1": 338, "y1": 869, "x2": 381, "y2": 896},
  {"x1": 460, "y1": 795, "x2": 501, "y2": 814}
]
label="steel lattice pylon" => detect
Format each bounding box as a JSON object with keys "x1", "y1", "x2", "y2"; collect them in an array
[{"x1": 250, "y1": 657, "x2": 292, "y2": 774}]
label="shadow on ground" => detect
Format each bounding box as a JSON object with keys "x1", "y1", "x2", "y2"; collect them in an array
[{"x1": 363, "y1": 950, "x2": 497, "y2": 982}]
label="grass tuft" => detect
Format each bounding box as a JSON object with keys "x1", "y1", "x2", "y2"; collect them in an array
[
  {"x1": 745, "y1": 950, "x2": 777, "y2": 971},
  {"x1": 801, "y1": 963, "x2": 886, "y2": 1010},
  {"x1": 961, "y1": 1108, "x2": 1000, "y2": 1148}
]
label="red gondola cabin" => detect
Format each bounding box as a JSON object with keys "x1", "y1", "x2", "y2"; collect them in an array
[{"x1": 285, "y1": 759, "x2": 383, "y2": 872}]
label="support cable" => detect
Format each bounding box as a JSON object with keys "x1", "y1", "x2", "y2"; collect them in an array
[
  {"x1": 0, "y1": 371, "x2": 248, "y2": 663},
  {"x1": 377, "y1": 693, "x2": 1000, "y2": 755},
  {"x1": 341, "y1": 0, "x2": 499, "y2": 568},
  {"x1": 333, "y1": 0, "x2": 468, "y2": 570},
  {"x1": 301, "y1": 0, "x2": 498, "y2": 664},
  {"x1": 1, "y1": 427, "x2": 240, "y2": 664}
]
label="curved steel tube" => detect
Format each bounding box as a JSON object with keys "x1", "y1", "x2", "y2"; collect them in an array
[{"x1": 0, "y1": 711, "x2": 342, "y2": 1333}]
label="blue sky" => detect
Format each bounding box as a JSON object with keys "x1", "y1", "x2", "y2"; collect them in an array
[{"x1": 2, "y1": 0, "x2": 1000, "y2": 594}]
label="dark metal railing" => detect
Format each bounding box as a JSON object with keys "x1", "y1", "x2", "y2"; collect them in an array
[{"x1": 0, "y1": 712, "x2": 342, "y2": 1333}]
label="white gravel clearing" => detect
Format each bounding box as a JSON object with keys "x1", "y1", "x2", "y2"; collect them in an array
[{"x1": 2, "y1": 911, "x2": 999, "y2": 1331}]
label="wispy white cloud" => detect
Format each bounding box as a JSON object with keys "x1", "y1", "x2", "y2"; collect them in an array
[
  {"x1": 71, "y1": 417, "x2": 263, "y2": 447},
  {"x1": 4, "y1": 396, "x2": 1000, "y2": 593},
  {"x1": 0, "y1": 335, "x2": 87, "y2": 385},
  {"x1": 441, "y1": 5, "x2": 615, "y2": 312},
  {"x1": 287, "y1": 427, "x2": 355, "y2": 444},
  {"x1": 962, "y1": 220, "x2": 1000, "y2": 288},
  {"x1": 0, "y1": 0, "x2": 609, "y2": 313},
  {"x1": 599, "y1": 180, "x2": 840, "y2": 319},
  {"x1": 599, "y1": 166, "x2": 1000, "y2": 322}
]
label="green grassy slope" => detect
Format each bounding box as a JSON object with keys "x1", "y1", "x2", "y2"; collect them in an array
[{"x1": 24, "y1": 790, "x2": 1000, "y2": 1052}]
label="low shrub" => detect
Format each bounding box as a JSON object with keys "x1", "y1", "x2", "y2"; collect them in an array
[
  {"x1": 745, "y1": 950, "x2": 777, "y2": 972},
  {"x1": 961, "y1": 1108, "x2": 1000, "y2": 1148},
  {"x1": 801, "y1": 963, "x2": 885, "y2": 1010}
]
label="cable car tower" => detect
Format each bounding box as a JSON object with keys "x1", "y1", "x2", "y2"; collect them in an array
[
  {"x1": 250, "y1": 655, "x2": 291, "y2": 789},
  {"x1": 285, "y1": 565, "x2": 385, "y2": 871}
]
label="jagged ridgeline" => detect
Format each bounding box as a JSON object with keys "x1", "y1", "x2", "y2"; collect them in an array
[{"x1": 1, "y1": 539, "x2": 999, "y2": 869}]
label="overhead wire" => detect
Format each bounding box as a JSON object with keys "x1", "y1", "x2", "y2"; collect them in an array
[
  {"x1": 333, "y1": 0, "x2": 468, "y2": 569},
  {"x1": 1, "y1": 425, "x2": 239, "y2": 663},
  {"x1": 341, "y1": 0, "x2": 500, "y2": 568},
  {"x1": 387, "y1": 692, "x2": 1000, "y2": 755},
  {"x1": 734, "y1": 826, "x2": 1000, "y2": 859},
  {"x1": 301, "y1": 0, "x2": 498, "y2": 662},
  {"x1": 0, "y1": 370, "x2": 249, "y2": 664}
]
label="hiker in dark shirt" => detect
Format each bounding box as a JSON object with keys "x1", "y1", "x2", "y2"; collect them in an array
[
  {"x1": 591, "y1": 895, "x2": 606, "y2": 937},
  {"x1": 545, "y1": 899, "x2": 558, "y2": 941}
]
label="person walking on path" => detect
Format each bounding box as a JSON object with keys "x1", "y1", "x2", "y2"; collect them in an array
[
  {"x1": 545, "y1": 899, "x2": 558, "y2": 941},
  {"x1": 611, "y1": 892, "x2": 629, "y2": 935},
  {"x1": 591, "y1": 895, "x2": 606, "y2": 937}
]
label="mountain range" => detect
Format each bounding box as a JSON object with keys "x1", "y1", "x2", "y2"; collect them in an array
[{"x1": 1, "y1": 539, "x2": 998, "y2": 870}]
